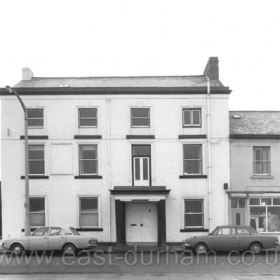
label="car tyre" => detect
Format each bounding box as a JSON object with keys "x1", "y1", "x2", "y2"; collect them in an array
[
  {"x1": 249, "y1": 242, "x2": 262, "y2": 254},
  {"x1": 11, "y1": 243, "x2": 24, "y2": 256},
  {"x1": 63, "y1": 243, "x2": 77, "y2": 256},
  {"x1": 194, "y1": 243, "x2": 208, "y2": 254}
]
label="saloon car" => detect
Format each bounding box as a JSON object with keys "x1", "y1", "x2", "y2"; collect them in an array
[
  {"x1": 182, "y1": 225, "x2": 280, "y2": 254},
  {"x1": 2, "y1": 226, "x2": 98, "y2": 255}
]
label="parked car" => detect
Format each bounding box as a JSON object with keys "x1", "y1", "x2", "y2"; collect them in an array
[
  {"x1": 182, "y1": 225, "x2": 280, "y2": 254},
  {"x1": 1, "y1": 226, "x2": 98, "y2": 255}
]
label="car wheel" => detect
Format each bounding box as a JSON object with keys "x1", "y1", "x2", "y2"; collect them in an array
[
  {"x1": 11, "y1": 243, "x2": 24, "y2": 256},
  {"x1": 63, "y1": 243, "x2": 77, "y2": 256},
  {"x1": 249, "y1": 242, "x2": 262, "y2": 254},
  {"x1": 194, "y1": 243, "x2": 208, "y2": 254}
]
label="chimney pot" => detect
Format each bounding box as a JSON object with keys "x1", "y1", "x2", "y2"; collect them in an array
[
  {"x1": 22, "y1": 67, "x2": 34, "y2": 80},
  {"x1": 203, "y1": 57, "x2": 219, "y2": 80}
]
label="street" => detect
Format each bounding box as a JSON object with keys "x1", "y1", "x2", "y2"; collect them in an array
[{"x1": 1, "y1": 250, "x2": 280, "y2": 279}]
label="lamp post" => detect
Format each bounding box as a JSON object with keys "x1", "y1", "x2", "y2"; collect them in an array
[{"x1": 6, "y1": 86, "x2": 30, "y2": 236}]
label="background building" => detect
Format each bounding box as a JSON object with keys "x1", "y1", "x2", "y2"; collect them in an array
[
  {"x1": 229, "y1": 111, "x2": 280, "y2": 233},
  {"x1": 0, "y1": 57, "x2": 231, "y2": 245}
]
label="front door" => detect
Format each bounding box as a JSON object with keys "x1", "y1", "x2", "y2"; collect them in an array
[
  {"x1": 231, "y1": 209, "x2": 245, "y2": 226},
  {"x1": 126, "y1": 203, "x2": 158, "y2": 244}
]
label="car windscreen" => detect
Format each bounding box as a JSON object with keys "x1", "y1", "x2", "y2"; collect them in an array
[{"x1": 69, "y1": 227, "x2": 80, "y2": 235}]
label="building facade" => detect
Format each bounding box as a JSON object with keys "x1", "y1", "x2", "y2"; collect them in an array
[
  {"x1": 229, "y1": 111, "x2": 280, "y2": 233},
  {"x1": 0, "y1": 57, "x2": 231, "y2": 245}
]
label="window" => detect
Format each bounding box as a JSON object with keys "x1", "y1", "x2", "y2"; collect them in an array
[
  {"x1": 131, "y1": 108, "x2": 150, "y2": 127},
  {"x1": 253, "y1": 147, "x2": 270, "y2": 175},
  {"x1": 79, "y1": 145, "x2": 98, "y2": 175},
  {"x1": 79, "y1": 108, "x2": 97, "y2": 127},
  {"x1": 184, "y1": 199, "x2": 203, "y2": 228},
  {"x1": 79, "y1": 197, "x2": 99, "y2": 227},
  {"x1": 28, "y1": 145, "x2": 45, "y2": 175},
  {"x1": 237, "y1": 228, "x2": 250, "y2": 235},
  {"x1": 32, "y1": 227, "x2": 48, "y2": 236},
  {"x1": 231, "y1": 198, "x2": 245, "y2": 209},
  {"x1": 183, "y1": 108, "x2": 201, "y2": 127},
  {"x1": 30, "y1": 197, "x2": 45, "y2": 227},
  {"x1": 27, "y1": 109, "x2": 44, "y2": 128},
  {"x1": 183, "y1": 144, "x2": 202, "y2": 175},
  {"x1": 249, "y1": 197, "x2": 280, "y2": 232}
]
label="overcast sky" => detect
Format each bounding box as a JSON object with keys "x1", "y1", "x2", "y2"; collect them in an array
[{"x1": 0, "y1": 0, "x2": 279, "y2": 110}]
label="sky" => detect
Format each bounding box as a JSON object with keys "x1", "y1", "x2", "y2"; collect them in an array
[{"x1": 0, "y1": 0, "x2": 280, "y2": 110}]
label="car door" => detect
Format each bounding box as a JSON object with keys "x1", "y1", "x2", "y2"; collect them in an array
[
  {"x1": 213, "y1": 227, "x2": 239, "y2": 251},
  {"x1": 48, "y1": 227, "x2": 67, "y2": 251},
  {"x1": 236, "y1": 227, "x2": 254, "y2": 250},
  {"x1": 28, "y1": 227, "x2": 49, "y2": 251}
]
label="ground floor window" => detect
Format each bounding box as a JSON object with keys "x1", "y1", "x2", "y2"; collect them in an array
[
  {"x1": 29, "y1": 197, "x2": 45, "y2": 227},
  {"x1": 79, "y1": 197, "x2": 99, "y2": 227},
  {"x1": 184, "y1": 199, "x2": 203, "y2": 228},
  {"x1": 250, "y1": 197, "x2": 280, "y2": 232}
]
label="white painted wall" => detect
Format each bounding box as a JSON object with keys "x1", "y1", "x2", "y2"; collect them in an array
[{"x1": 1, "y1": 93, "x2": 230, "y2": 241}]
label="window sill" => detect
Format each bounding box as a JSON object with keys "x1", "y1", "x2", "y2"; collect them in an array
[
  {"x1": 21, "y1": 175, "x2": 49, "y2": 179},
  {"x1": 20, "y1": 135, "x2": 48, "y2": 140},
  {"x1": 74, "y1": 175, "x2": 103, "y2": 179},
  {"x1": 251, "y1": 175, "x2": 274, "y2": 179},
  {"x1": 74, "y1": 135, "x2": 102, "y2": 139},
  {"x1": 179, "y1": 175, "x2": 207, "y2": 179},
  {"x1": 180, "y1": 228, "x2": 209, "y2": 232},
  {"x1": 76, "y1": 228, "x2": 103, "y2": 232}
]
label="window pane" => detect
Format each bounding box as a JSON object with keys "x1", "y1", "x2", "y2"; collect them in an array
[
  {"x1": 185, "y1": 200, "x2": 202, "y2": 213},
  {"x1": 184, "y1": 145, "x2": 202, "y2": 160},
  {"x1": 183, "y1": 110, "x2": 191, "y2": 125},
  {"x1": 131, "y1": 108, "x2": 149, "y2": 118},
  {"x1": 231, "y1": 198, "x2": 238, "y2": 208},
  {"x1": 131, "y1": 118, "x2": 150, "y2": 127},
  {"x1": 27, "y1": 109, "x2": 43, "y2": 118},
  {"x1": 29, "y1": 145, "x2": 44, "y2": 159},
  {"x1": 80, "y1": 213, "x2": 98, "y2": 227},
  {"x1": 29, "y1": 161, "x2": 45, "y2": 174},
  {"x1": 135, "y1": 158, "x2": 140, "y2": 180},
  {"x1": 267, "y1": 207, "x2": 280, "y2": 232},
  {"x1": 30, "y1": 198, "x2": 45, "y2": 212},
  {"x1": 81, "y1": 198, "x2": 98, "y2": 211},
  {"x1": 30, "y1": 213, "x2": 45, "y2": 227},
  {"x1": 27, "y1": 119, "x2": 44, "y2": 127},
  {"x1": 184, "y1": 160, "x2": 201, "y2": 174},
  {"x1": 185, "y1": 214, "x2": 203, "y2": 227},
  {"x1": 80, "y1": 160, "x2": 97, "y2": 174},
  {"x1": 250, "y1": 198, "x2": 260, "y2": 205},
  {"x1": 80, "y1": 119, "x2": 97, "y2": 127},
  {"x1": 261, "y1": 198, "x2": 271, "y2": 205},
  {"x1": 262, "y1": 148, "x2": 270, "y2": 160},
  {"x1": 239, "y1": 198, "x2": 246, "y2": 208},
  {"x1": 192, "y1": 110, "x2": 200, "y2": 125},
  {"x1": 79, "y1": 108, "x2": 97, "y2": 118},
  {"x1": 132, "y1": 145, "x2": 151, "y2": 156},
  {"x1": 254, "y1": 148, "x2": 261, "y2": 161},
  {"x1": 273, "y1": 198, "x2": 280, "y2": 205},
  {"x1": 237, "y1": 228, "x2": 250, "y2": 235},
  {"x1": 143, "y1": 158, "x2": 148, "y2": 180}
]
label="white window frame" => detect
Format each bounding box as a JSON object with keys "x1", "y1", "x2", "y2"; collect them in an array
[
  {"x1": 27, "y1": 108, "x2": 44, "y2": 129},
  {"x1": 78, "y1": 107, "x2": 98, "y2": 128},
  {"x1": 183, "y1": 144, "x2": 203, "y2": 175},
  {"x1": 78, "y1": 144, "x2": 98, "y2": 175},
  {"x1": 182, "y1": 108, "x2": 201, "y2": 127},
  {"x1": 130, "y1": 107, "x2": 150, "y2": 128},
  {"x1": 78, "y1": 196, "x2": 101, "y2": 228},
  {"x1": 29, "y1": 196, "x2": 47, "y2": 228},
  {"x1": 183, "y1": 199, "x2": 204, "y2": 228},
  {"x1": 253, "y1": 146, "x2": 271, "y2": 175},
  {"x1": 28, "y1": 144, "x2": 45, "y2": 175}
]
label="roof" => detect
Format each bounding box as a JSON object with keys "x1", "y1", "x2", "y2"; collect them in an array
[
  {"x1": 230, "y1": 111, "x2": 280, "y2": 137},
  {"x1": 14, "y1": 75, "x2": 225, "y2": 88}
]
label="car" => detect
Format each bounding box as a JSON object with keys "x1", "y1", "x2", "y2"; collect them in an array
[
  {"x1": 1, "y1": 226, "x2": 98, "y2": 255},
  {"x1": 182, "y1": 225, "x2": 280, "y2": 254}
]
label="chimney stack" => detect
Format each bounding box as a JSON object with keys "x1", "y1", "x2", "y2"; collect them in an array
[
  {"x1": 203, "y1": 57, "x2": 219, "y2": 80},
  {"x1": 22, "y1": 67, "x2": 34, "y2": 80}
]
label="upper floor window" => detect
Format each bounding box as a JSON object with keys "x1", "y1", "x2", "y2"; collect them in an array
[
  {"x1": 131, "y1": 108, "x2": 150, "y2": 127},
  {"x1": 184, "y1": 199, "x2": 203, "y2": 228},
  {"x1": 30, "y1": 197, "x2": 45, "y2": 227},
  {"x1": 79, "y1": 197, "x2": 99, "y2": 228},
  {"x1": 78, "y1": 108, "x2": 97, "y2": 127},
  {"x1": 28, "y1": 145, "x2": 45, "y2": 175},
  {"x1": 183, "y1": 144, "x2": 202, "y2": 175},
  {"x1": 253, "y1": 146, "x2": 270, "y2": 175},
  {"x1": 182, "y1": 108, "x2": 201, "y2": 127},
  {"x1": 79, "y1": 145, "x2": 98, "y2": 175},
  {"x1": 27, "y1": 109, "x2": 44, "y2": 128}
]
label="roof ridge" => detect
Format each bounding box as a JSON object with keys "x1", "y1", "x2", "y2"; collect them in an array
[{"x1": 31, "y1": 75, "x2": 206, "y2": 79}]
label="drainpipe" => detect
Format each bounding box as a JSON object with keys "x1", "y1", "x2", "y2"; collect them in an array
[
  {"x1": 106, "y1": 98, "x2": 112, "y2": 243},
  {"x1": 206, "y1": 78, "x2": 212, "y2": 231}
]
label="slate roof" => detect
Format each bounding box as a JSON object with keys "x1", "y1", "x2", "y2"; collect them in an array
[
  {"x1": 230, "y1": 111, "x2": 280, "y2": 135},
  {"x1": 14, "y1": 75, "x2": 225, "y2": 88}
]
